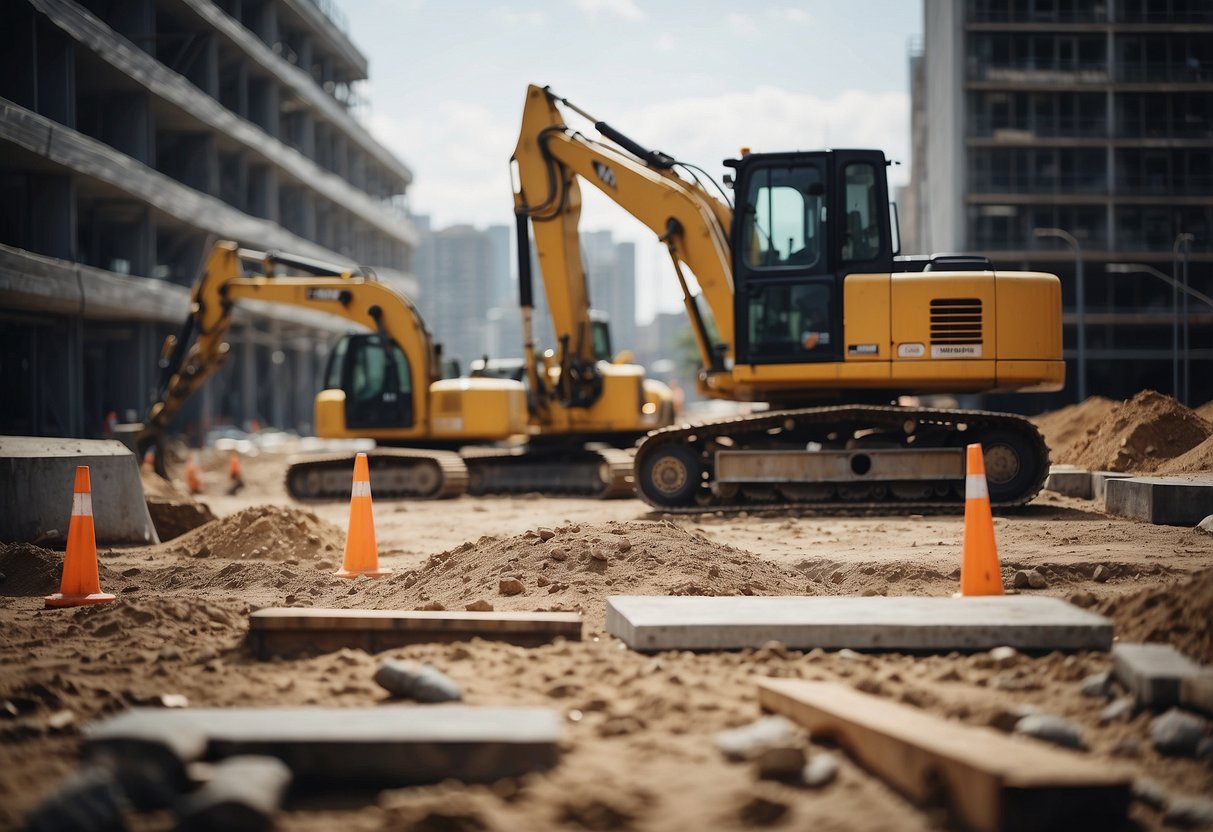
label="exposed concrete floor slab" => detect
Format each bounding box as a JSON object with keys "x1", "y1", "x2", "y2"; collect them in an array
[
  {"x1": 607, "y1": 595, "x2": 1112, "y2": 652},
  {"x1": 1105, "y1": 475, "x2": 1213, "y2": 526}
]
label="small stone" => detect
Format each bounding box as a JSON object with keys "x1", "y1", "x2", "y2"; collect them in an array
[
  {"x1": 715, "y1": 716, "x2": 804, "y2": 761},
  {"x1": 315, "y1": 559, "x2": 334, "y2": 571},
  {"x1": 1012, "y1": 569, "x2": 1047, "y2": 589},
  {"x1": 537, "y1": 575, "x2": 550, "y2": 587},
  {"x1": 707, "y1": 565, "x2": 719, "y2": 578},
  {"x1": 538, "y1": 527, "x2": 556, "y2": 541},
  {"x1": 1080, "y1": 671, "x2": 1114, "y2": 699},
  {"x1": 801, "y1": 751, "x2": 839, "y2": 788},
  {"x1": 499, "y1": 577, "x2": 524, "y2": 596},
  {"x1": 830, "y1": 570, "x2": 845, "y2": 584},
  {"x1": 1093, "y1": 565, "x2": 1109, "y2": 583},
  {"x1": 1027, "y1": 570, "x2": 1048, "y2": 589},
  {"x1": 1132, "y1": 777, "x2": 1169, "y2": 810},
  {"x1": 1068, "y1": 590, "x2": 1097, "y2": 608},
  {"x1": 616, "y1": 539, "x2": 632, "y2": 554},
  {"x1": 420, "y1": 601, "x2": 445, "y2": 611},
  {"x1": 989, "y1": 645, "x2": 1019, "y2": 667},
  {"x1": 550, "y1": 549, "x2": 568, "y2": 562},
  {"x1": 588, "y1": 548, "x2": 609, "y2": 562},
  {"x1": 46, "y1": 710, "x2": 76, "y2": 732},
  {"x1": 1196, "y1": 515, "x2": 1213, "y2": 536},
  {"x1": 1165, "y1": 797, "x2": 1213, "y2": 828},
  {"x1": 1149, "y1": 709, "x2": 1208, "y2": 757},
  {"x1": 1014, "y1": 713, "x2": 1085, "y2": 750},
  {"x1": 754, "y1": 746, "x2": 806, "y2": 780},
  {"x1": 739, "y1": 795, "x2": 787, "y2": 826},
  {"x1": 1100, "y1": 697, "x2": 1135, "y2": 724},
  {"x1": 373, "y1": 660, "x2": 461, "y2": 703}
]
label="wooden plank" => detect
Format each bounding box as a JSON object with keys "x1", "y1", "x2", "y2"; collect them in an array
[
  {"x1": 247, "y1": 607, "x2": 582, "y2": 658},
  {"x1": 85, "y1": 706, "x2": 561, "y2": 787},
  {"x1": 757, "y1": 679, "x2": 1130, "y2": 832}
]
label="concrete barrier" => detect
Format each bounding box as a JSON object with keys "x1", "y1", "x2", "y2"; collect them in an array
[{"x1": 0, "y1": 437, "x2": 159, "y2": 545}]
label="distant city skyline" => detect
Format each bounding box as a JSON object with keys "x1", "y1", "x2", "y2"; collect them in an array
[{"x1": 345, "y1": 0, "x2": 922, "y2": 322}]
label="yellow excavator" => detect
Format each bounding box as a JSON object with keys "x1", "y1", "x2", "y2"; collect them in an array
[
  {"x1": 511, "y1": 84, "x2": 1065, "y2": 511},
  {"x1": 140, "y1": 241, "x2": 671, "y2": 499}
]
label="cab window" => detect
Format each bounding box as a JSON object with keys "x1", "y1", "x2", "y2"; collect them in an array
[
  {"x1": 842, "y1": 163, "x2": 884, "y2": 263},
  {"x1": 741, "y1": 165, "x2": 826, "y2": 271}
]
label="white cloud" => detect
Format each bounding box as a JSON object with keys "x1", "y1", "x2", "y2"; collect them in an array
[
  {"x1": 770, "y1": 7, "x2": 812, "y2": 25},
  {"x1": 496, "y1": 9, "x2": 546, "y2": 26},
  {"x1": 654, "y1": 33, "x2": 676, "y2": 52},
  {"x1": 726, "y1": 12, "x2": 759, "y2": 35},
  {"x1": 574, "y1": 0, "x2": 645, "y2": 21}
]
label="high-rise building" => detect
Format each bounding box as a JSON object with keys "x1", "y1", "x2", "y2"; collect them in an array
[
  {"x1": 908, "y1": 0, "x2": 1211, "y2": 407},
  {"x1": 580, "y1": 230, "x2": 637, "y2": 357},
  {"x1": 414, "y1": 223, "x2": 497, "y2": 370},
  {"x1": 0, "y1": 0, "x2": 417, "y2": 438}
]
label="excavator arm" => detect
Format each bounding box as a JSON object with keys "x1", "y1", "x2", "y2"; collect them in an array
[
  {"x1": 140, "y1": 241, "x2": 439, "y2": 463},
  {"x1": 511, "y1": 84, "x2": 738, "y2": 400}
]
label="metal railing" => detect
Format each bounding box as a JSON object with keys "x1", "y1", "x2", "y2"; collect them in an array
[{"x1": 971, "y1": 116, "x2": 1108, "y2": 137}]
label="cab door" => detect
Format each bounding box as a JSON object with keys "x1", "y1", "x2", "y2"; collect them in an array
[{"x1": 326, "y1": 334, "x2": 414, "y2": 430}]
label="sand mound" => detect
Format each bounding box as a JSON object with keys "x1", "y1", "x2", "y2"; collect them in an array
[
  {"x1": 1155, "y1": 435, "x2": 1213, "y2": 475},
  {"x1": 1049, "y1": 391, "x2": 1211, "y2": 473},
  {"x1": 1196, "y1": 399, "x2": 1213, "y2": 421},
  {"x1": 356, "y1": 521, "x2": 808, "y2": 626},
  {"x1": 167, "y1": 505, "x2": 345, "y2": 562},
  {"x1": 0, "y1": 543, "x2": 120, "y2": 597},
  {"x1": 1032, "y1": 395, "x2": 1117, "y2": 459},
  {"x1": 1098, "y1": 568, "x2": 1213, "y2": 664}
]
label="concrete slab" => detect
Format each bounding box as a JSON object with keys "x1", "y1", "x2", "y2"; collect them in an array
[
  {"x1": 1045, "y1": 466, "x2": 1092, "y2": 499},
  {"x1": 606, "y1": 595, "x2": 1112, "y2": 653},
  {"x1": 247, "y1": 608, "x2": 582, "y2": 658},
  {"x1": 0, "y1": 436, "x2": 158, "y2": 545},
  {"x1": 759, "y1": 679, "x2": 1131, "y2": 832},
  {"x1": 1179, "y1": 673, "x2": 1213, "y2": 717},
  {"x1": 85, "y1": 706, "x2": 561, "y2": 787},
  {"x1": 1091, "y1": 471, "x2": 1133, "y2": 503},
  {"x1": 1104, "y1": 475, "x2": 1213, "y2": 526},
  {"x1": 1112, "y1": 643, "x2": 1207, "y2": 708}
]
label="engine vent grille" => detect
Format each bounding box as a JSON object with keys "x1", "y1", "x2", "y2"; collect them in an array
[{"x1": 929, "y1": 298, "x2": 983, "y2": 345}]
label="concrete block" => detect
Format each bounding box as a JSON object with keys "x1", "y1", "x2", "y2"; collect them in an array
[
  {"x1": 1104, "y1": 475, "x2": 1213, "y2": 526},
  {"x1": 1045, "y1": 466, "x2": 1092, "y2": 499},
  {"x1": 1180, "y1": 673, "x2": 1213, "y2": 717},
  {"x1": 85, "y1": 706, "x2": 561, "y2": 787},
  {"x1": 247, "y1": 608, "x2": 582, "y2": 657},
  {"x1": 1112, "y1": 643, "x2": 1207, "y2": 708},
  {"x1": 606, "y1": 595, "x2": 1112, "y2": 653},
  {"x1": 0, "y1": 436, "x2": 158, "y2": 545},
  {"x1": 177, "y1": 755, "x2": 292, "y2": 832},
  {"x1": 759, "y1": 679, "x2": 1131, "y2": 832},
  {"x1": 1091, "y1": 471, "x2": 1133, "y2": 502},
  {"x1": 82, "y1": 711, "x2": 207, "y2": 808}
]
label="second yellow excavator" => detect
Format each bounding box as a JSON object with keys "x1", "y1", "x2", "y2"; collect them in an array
[
  {"x1": 141, "y1": 242, "x2": 671, "y2": 499},
  {"x1": 511, "y1": 84, "x2": 1065, "y2": 511}
]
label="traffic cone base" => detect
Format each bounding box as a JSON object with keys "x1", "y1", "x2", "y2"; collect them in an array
[
  {"x1": 959, "y1": 443, "x2": 1004, "y2": 596},
  {"x1": 45, "y1": 466, "x2": 116, "y2": 608},
  {"x1": 336, "y1": 453, "x2": 391, "y2": 579}
]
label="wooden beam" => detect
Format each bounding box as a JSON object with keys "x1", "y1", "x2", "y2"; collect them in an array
[{"x1": 757, "y1": 679, "x2": 1130, "y2": 832}]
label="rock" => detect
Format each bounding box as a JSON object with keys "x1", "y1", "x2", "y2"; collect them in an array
[
  {"x1": 1068, "y1": 590, "x2": 1097, "y2": 608},
  {"x1": 1111, "y1": 736, "x2": 1142, "y2": 758},
  {"x1": 420, "y1": 601, "x2": 445, "y2": 611},
  {"x1": 537, "y1": 527, "x2": 556, "y2": 541},
  {"x1": 801, "y1": 752, "x2": 839, "y2": 788},
  {"x1": 1165, "y1": 797, "x2": 1213, "y2": 828},
  {"x1": 589, "y1": 548, "x2": 609, "y2": 562},
  {"x1": 1149, "y1": 709, "x2": 1208, "y2": 757},
  {"x1": 465, "y1": 599, "x2": 493, "y2": 612},
  {"x1": 1012, "y1": 570, "x2": 1031, "y2": 589},
  {"x1": 1080, "y1": 671, "x2": 1114, "y2": 699},
  {"x1": 1028, "y1": 570, "x2": 1048, "y2": 589},
  {"x1": 616, "y1": 539, "x2": 632, "y2": 554},
  {"x1": 1100, "y1": 697, "x2": 1135, "y2": 724},
  {"x1": 499, "y1": 577, "x2": 524, "y2": 596},
  {"x1": 830, "y1": 570, "x2": 845, "y2": 584},
  {"x1": 550, "y1": 549, "x2": 568, "y2": 562},
  {"x1": 21, "y1": 766, "x2": 127, "y2": 832},
  {"x1": 754, "y1": 746, "x2": 806, "y2": 780},
  {"x1": 1012, "y1": 569, "x2": 1047, "y2": 589},
  {"x1": 715, "y1": 716, "x2": 804, "y2": 761},
  {"x1": 46, "y1": 709, "x2": 77, "y2": 732},
  {"x1": 537, "y1": 576, "x2": 550, "y2": 587},
  {"x1": 989, "y1": 645, "x2": 1019, "y2": 667},
  {"x1": 1132, "y1": 777, "x2": 1169, "y2": 809},
  {"x1": 176, "y1": 755, "x2": 292, "y2": 832},
  {"x1": 1093, "y1": 565, "x2": 1109, "y2": 583},
  {"x1": 739, "y1": 795, "x2": 788, "y2": 826},
  {"x1": 1014, "y1": 713, "x2": 1086, "y2": 750},
  {"x1": 1195, "y1": 515, "x2": 1213, "y2": 536},
  {"x1": 988, "y1": 704, "x2": 1041, "y2": 733},
  {"x1": 373, "y1": 660, "x2": 461, "y2": 703}
]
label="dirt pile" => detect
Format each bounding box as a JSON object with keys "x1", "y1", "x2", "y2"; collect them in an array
[
  {"x1": 0, "y1": 543, "x2": 123, "y2": 597},
  {"x1": 1099, "y1": 567, "x2": 1213, "y2": 663},
  {"x1": 166, "y1": 505, "x2": 345, "y2": 561},
  {"x1": 1155, "y1": 435, "x2": 1213, "y2": 475},
  {"x1": 1196, "y1": 399, "x2": 1213, "y2": 422},
  {"x1": 358, "y1": 521, "x2": 809, "y2": 626},
  {"x1": 1041, "y1": 391, "x2": 1211, "y2": 472}
]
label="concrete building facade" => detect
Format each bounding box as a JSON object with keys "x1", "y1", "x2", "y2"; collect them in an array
[
  {"x1": 0, "y1": 0, "x2": 417, "y2": 439},
  {"x1": 909, "y1": 0, "x2": 1212, "y2": 408}
]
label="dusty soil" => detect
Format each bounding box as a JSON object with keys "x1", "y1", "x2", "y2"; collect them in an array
[{"x1": 2, "y1": 402, "x2": 1212, "y2": 831}]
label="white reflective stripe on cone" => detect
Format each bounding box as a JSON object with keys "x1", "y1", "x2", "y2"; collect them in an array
[
  {"x1": 351, "y1": 480, "x2": 371, "y2": 498},
  {"x1": 965, "y1": 474, "x2": 989, "y2": 500},
  {"x1": 72, "y1": 493, "x2": 93, "y2": 516}
]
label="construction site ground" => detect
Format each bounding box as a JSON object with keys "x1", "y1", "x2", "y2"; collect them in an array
[{"x1": 2, "y1": 392, "x2": 1212, "y2": 830}]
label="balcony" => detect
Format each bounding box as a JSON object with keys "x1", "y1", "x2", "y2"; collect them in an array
[
  {"x1": 969, "y1": 60, "x2": 1110, "y2": 84},
  {"x1": 1115, "y1": 174, "x2": 1213, "y2": 196},
  {"x1": 971, "y1": 116, "x2": 1108, "y2": 138},
  {"x1": 970, "y1": 174, "x2": 1109, "y2": 195}
]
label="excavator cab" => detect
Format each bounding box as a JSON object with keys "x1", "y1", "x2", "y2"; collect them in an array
[
  {"x1": 728, "y1": 149, "x2": 893, "y2": 366},
  {"x1": 324, "y1": 333, "x2": 414, "y2": 430}
]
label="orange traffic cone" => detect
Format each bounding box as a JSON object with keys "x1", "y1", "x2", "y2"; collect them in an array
[
  {"x1": 186, "y1": 452, "x2": 202, "y2": 494},
  {"x1": 335, "y1": 453, "x2": 390, "y2": 579},
  {"x1": 227, "y1": 450, "x2": 244, "y2": 496},
  {"x1": 960, "y1": 443, "x2": 1004, "y2": 596},
  {"x1": 45, "y1": 466, "x2": 116, "y2": 608},
  {"x1": 142, "y1": 449, "x2": 155, "y2": 471}
]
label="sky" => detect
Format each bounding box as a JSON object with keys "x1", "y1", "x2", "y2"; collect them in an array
[{"x1": 344, "y1": 0, "x2": 923, "y2": 322}]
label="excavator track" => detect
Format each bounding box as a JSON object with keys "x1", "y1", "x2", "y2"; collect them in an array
[
  {"x1": 462, "y1": 445, "x2": 636, "y2": 498},
  {"x1": 634, "y1": 405, "x2": 1049, "y2": 514},
  {"x1": 285, "y1": 449, "x2": 468, "y2": 501}
]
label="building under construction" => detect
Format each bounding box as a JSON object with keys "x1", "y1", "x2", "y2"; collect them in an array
[
  {"x1": 0, "y1": 0, "x2": 417, "y2": 439},
  {"x1": 908, "y1": 0, "x2": 1212, "y2": 408}
]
